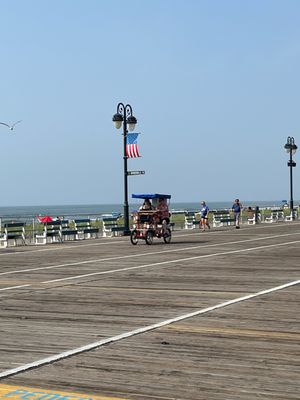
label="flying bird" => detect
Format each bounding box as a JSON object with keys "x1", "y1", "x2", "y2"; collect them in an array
[{"x1": 0, "y1": 120, "x2": 22, "y2": 130}]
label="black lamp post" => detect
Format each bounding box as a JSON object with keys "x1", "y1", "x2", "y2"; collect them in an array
[
  {"x1": 284, "y1": 136, "x2": 297, "y2": 220},
  {"x1": 112, "y1": 103, "x2": 137, "y2": 235}
]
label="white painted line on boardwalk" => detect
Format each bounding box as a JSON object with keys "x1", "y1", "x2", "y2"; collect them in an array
[
  {"x1": 41, "y1": 239, "x2": 300, "y2": 284},
  {"x1": 0, "y1": 284, "x2": 30, "y2": 292},
  {"x1": 1, "y1": 238, "x2": 300, "y2": 293},
  {"x1": 0, "y1": 231, "x2": 299, "y2": 277},
  {"x1": 0, "y1": 279, "x2": 298, "y2": 379}
]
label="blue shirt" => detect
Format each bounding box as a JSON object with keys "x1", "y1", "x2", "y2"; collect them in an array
[
  {"x1": 232, "y1": 203, "x2": 241, "y2": 213},
  {"x1": 200, "y1": 204, "x2": 209, "y2": 217}
]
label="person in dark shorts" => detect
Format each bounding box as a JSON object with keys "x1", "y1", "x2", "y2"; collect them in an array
[
  {"x1": 200, "y1": 201, "x2": 210, "y2": 231},
  {"x1": 232, "y1": 198, "x2": 242, "y2": 229}
]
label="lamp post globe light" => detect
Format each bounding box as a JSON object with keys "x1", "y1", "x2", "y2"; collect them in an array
[
  {"x1": 284, "y1": 136, "x2": 297, "y2": 220},
  {"x1": 112, "y1": 103, "x2": 137, "y2": 235}
]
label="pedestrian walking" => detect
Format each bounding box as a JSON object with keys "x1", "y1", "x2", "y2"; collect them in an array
[
  {"x1": 200, "y1": 201, "x2": 210, "y2": 231},
  {"x1": 232, "y1": 198, "x2": 242, "y2": 229}
]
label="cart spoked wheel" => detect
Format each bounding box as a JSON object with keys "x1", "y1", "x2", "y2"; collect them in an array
[
  {"x1": 163, "y1": 228, "x2": 172, "y2": 244},
  {"x1": 145, "y1": 230, "x2": 154, "y2": 245},
  {"x1": 130, "y1": 230, "x2": 139, "y2": 245}
]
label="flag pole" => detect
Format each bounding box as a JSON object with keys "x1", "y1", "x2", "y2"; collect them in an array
[
  {"x1": 123, "y1": 106, "x2": 130, "y2": 235},
  {"x1": 113, "y1": 103, "x2": 137, "y2": 236}
]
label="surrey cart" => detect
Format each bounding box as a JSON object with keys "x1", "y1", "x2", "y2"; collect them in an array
[{"x1": 130, "y1": 193, "x2": 172, "y2": 245}]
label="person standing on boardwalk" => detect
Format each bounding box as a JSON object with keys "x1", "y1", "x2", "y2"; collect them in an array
[
  {"x1": 200, "y1": 201, "x2": 210, "y2": 231},
  {"x1": 232, "y1": 198, "x2": 242, "y2": 229}
]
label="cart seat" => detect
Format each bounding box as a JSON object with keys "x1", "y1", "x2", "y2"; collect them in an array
[{"x1": 139, "y1": 214, "x2": 152, "y2": 223}]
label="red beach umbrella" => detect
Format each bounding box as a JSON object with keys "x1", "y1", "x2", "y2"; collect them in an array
[{"x1": 38, "y1": 215, "x2": 53, "y2": 223}]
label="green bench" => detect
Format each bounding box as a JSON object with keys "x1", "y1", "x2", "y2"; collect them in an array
[
  {"x1": 35, "y1": 220, "x2": 62, "y2": 244},
  {"x1": 111, "y1": 226, "x2": 125, "y2": 235},
  {"x1": 35, "y1": 220, "x2": 77, "y2": 244},
  {"x1": 213, "y1": 211, "x2": 235, "y2": 227},
  {"x1": 102, "y1": 217, "x2": 124, "y2": 237},
  {"x1": 0, "y1": 222, "x2": 26, "y2": 247},
  {"x1": 60, "y1": 220, "x2": 78, "y2": 241},
  {"x1": 265, "y1": 209, "x2": 284, "y2": 223},
  {"x1": 73, "y1": 218, "x2": 100, "y2": 239},
  {"x1": 184, "y1": 212, "x2": 197, "y2": 229}
]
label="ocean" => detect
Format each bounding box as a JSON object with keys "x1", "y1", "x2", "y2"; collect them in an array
[{"x1": 0, "y1": 200, "x2": 293, "y2": 222}]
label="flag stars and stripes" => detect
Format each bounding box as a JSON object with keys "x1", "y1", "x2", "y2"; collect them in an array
[{"x1": 126, "y1": 133, "x2": 141, "y2": 158}]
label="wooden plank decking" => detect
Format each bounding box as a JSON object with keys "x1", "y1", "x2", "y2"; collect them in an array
[{"x1": 0, "y1": 222, "x2": 299, "y2": 399}]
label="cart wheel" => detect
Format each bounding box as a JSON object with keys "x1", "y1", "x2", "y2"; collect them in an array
[
  {"x1": 145, "y1": 230, "x2": 154, "y2": 245},
  {"x1": 163, "y1": 228, "x2": 172, "y2": 244},
  {"x1": 130, "y1": 230, "x2": 138, "y2": 245}
]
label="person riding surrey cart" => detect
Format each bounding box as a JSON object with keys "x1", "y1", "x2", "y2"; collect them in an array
[
  {"x1": 131, "y1": 193, "x2": 172, "y2": 245},
  {"x1": 139, "y1": 198, "x2": 154, "y2": 211},
  {"x1": 156, "y1": 197, "x2": 170, "y2": 221}
]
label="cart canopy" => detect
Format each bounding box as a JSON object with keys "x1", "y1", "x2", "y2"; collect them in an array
[{"x1": 132, "y1": 193, "x2": 171, "y2": 199}]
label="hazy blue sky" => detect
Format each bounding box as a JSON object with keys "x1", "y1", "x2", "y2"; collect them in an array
[{"x1": 1, "y1": 0, "x2": 300, "y2": 206}]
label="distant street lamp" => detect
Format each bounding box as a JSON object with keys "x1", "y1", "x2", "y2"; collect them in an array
[
  {"x1": 112, "y1": 103, "x2": 137, "y2": 235},
  {"x1": 284, "y1": 136, "x2": 297, "y2": 220}
]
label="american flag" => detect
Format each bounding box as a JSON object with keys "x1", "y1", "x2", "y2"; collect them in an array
[{"x1": 126, "y1": 133, "x2": 141, "y2": 158}]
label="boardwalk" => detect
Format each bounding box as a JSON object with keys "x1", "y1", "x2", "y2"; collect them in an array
[{"x1": 0, "y1": 223, "x2": 299, "y2": 399}]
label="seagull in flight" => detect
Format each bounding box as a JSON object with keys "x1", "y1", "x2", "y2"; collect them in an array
[{"x1": 0, "y1": 120, "x2": 22, "y2": 130}]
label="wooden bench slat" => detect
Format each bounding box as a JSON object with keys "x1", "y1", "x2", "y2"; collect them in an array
[
  {"x1": 111, "y1": 226, "x2": 125, "y2": 232},
  {"x1": 61, "y1": 229, "x2": 78, "y2": 235}
]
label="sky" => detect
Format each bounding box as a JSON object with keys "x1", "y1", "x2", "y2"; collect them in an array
[{"x1": 1, "y1": 0, "x2": 300, "y2": 206}]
